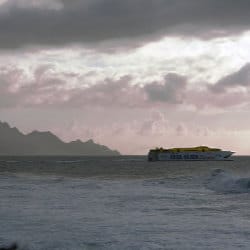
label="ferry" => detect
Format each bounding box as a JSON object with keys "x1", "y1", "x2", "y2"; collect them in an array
[{"x1": 148, "y1": 146, "x2": 234, "y2": 161}]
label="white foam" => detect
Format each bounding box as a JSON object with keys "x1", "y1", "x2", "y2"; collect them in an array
[{"x1": 206, "y1": 169, "x2": 250, "y2": 193}]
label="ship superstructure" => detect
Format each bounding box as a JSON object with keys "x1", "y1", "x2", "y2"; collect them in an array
[{"x1": 148, "y1": 146, "x2": 234, "y2": 161}]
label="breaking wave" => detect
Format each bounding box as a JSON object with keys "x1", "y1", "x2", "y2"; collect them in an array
[{"x1": 206, "y1": 168, "x2": 250, "y2": 193}]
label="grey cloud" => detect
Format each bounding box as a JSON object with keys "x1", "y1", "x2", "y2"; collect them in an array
[
  {"x1": 186, "y1": 63, "x2": 250, "y2": 109},
  {"x1": 145, "y1": 73, "x2": 187, "y2": 103},
  {"x1": 137, "y1": 111, "x2": 168, "y2": 136},
  {"x1": 0, "y1": 67, "x2": 25, "y2": 108},
  {"x1": 1, "y1": 0, "x2": 250, "y2": 50},
  {"x1": 67, "y1": 75, "x2": 146, "y2": 108},
  {"x1": 0, "y1": 65, "x2": 69, "y2": 108},
  {"x1": 0, "y1": 66, "x2": 143, "y2": 108},
  {"x1": 0, "y1": 66, "x2": 189, "y2": 108},
  {"x1": 176, "y1": 123, "x2": 187, "y2": 136},
  {"x1": 70, "y1": 73, "x2": 187, "y2": 107},
  {"x1": 2, "y1": 64, "x2": 250, "y2": 110},
  {"x1": 209, "y1": 63, "x2": 250, "y2": 93}
]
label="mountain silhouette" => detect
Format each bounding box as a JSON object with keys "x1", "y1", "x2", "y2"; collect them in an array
[{"x1": 0, "y1": 121, "x2": 120, "y2": 156}]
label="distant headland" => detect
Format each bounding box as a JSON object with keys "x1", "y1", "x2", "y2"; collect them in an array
[{"x1": 0, "y1": 121, "x2": 120, "y2": 156}]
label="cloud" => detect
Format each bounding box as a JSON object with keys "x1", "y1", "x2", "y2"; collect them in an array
[
  {"x1": 176, "y1": 123, "x2": 187, "y2": 136},
  {"x1": 1, "y1": 0, "x2": 250, "y2": 50},
  {"x1": 0, "y1": 64, "x2": 69, "y2": 107},
  {"x1": 144, "y1": 73, "x2": 187, "y2": 104},
  {"x1": 188, "y1": 89, "x2": 249, "y2": 109},
  {"x1": 0, "y1": 65, "x2": 189, "y2": 108},
  {"x1": 2, "y1": 63, "x2": 250, "y2": 110},
  {"x1": 1, "y1": 0, "x2": 63, "y2": 10},
  {"x1": 66, "y1": 75, "x2": 148, "y2": 108},
  {"x1": 137, "y1": 110, "x2": 168, "y2": 136},
  {"x1": 209, "y1": 63, "x2": 250, "y2": 93},
  {"x1": 185, "y1": 64, "x2": 250, "y2": 109}
]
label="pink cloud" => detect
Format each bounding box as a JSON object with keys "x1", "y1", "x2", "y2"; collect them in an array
[{"x1": 1, "y1": 63, "x2": 250, "y2": 111}]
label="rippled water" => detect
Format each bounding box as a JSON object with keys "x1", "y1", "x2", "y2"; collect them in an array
[{"x1": 0, "y1": 156, "x2": 250, "y2": 249}]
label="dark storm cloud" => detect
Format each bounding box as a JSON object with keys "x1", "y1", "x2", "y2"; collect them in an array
[{"x1": 1, "y1": 0, "x2": 250, "y2": 49}]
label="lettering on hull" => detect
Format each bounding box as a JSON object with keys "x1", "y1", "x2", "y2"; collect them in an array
[{"x1": 147, "y1": 147, "x2": 234, "y2": 161}]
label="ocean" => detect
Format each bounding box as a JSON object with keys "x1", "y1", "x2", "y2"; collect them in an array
[{"x1": 0, "y1": 156, "x2": 250, "y2": 250}]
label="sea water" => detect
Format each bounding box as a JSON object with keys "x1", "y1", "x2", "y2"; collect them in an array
[{"x1": 0, "y1": 156, "x2": 250, "y2": 250}]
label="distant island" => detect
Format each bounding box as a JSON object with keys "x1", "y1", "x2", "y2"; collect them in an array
[{"x1": 0, "y1": 121, "x2": 120, "y2": 156}]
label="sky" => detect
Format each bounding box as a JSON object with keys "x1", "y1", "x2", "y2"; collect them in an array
[{"x1": 1, "y1": 0, "x2": 250, "y2": 155}]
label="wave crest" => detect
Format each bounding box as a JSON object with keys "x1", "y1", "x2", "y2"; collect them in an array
[{"x1": 206, "y1": 168, "x2": 250, "y2": 193}]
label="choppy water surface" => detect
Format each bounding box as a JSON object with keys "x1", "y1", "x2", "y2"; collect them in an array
[{"x1": 0, "y1": 156, "x2": 250, "y2": 249}]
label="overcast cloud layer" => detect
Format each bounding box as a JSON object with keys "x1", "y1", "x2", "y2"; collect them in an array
[{"x1": 1, "y1": 0, "x2": 250, "y2": 49}]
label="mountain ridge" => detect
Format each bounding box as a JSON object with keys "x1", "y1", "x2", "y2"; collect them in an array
[{"x1": 0, "y1": 121, "x2": 120, "y2": 156}]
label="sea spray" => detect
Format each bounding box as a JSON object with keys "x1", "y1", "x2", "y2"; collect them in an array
[{"x1": 206, "y1": 168, "x2": 250, "y2": 193}]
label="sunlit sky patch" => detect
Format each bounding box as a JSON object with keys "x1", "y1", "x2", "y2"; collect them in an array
[{"x1": 2, "y1": 32, "x2": 250, "y2": 86}]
